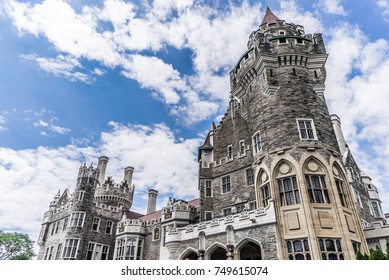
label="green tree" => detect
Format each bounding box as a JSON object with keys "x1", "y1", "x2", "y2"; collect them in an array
[
  {"x1": 357, "y1": 243, "x2": 389, "y2": 260},
  {"x1": 0, "y1": 230, "x2": 35, "y2": 260}
]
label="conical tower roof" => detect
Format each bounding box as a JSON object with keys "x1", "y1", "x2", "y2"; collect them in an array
[{"x1": 260, "y1": 6, "x2": 280, "y2": 26}]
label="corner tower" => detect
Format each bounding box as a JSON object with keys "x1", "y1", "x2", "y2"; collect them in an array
[{"x1": 198, "y1": 7, "x2": 368, "y2": 260}]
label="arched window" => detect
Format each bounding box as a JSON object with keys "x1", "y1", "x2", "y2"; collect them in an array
[
  {"x1": 275, "y1": 161, "x2": 300, "y2": 206},
  {"x1": 332, "y1": 164, "x2": 348, "y2": 208},
  {"x1": 258, "y1": 170, "x2": 270, "y2": 207},
  {"x1": 318, "y1": 238, "x2": 344, "y2": 260},
  {"x1": 304, "y1": 159, "x2": 330, "y2": 204},
  {"x1": 286, "y1": 239, "x2": 311, "y2": 260}
]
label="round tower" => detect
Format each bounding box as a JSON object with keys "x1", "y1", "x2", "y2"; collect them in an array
[{"x1": 228, "y1": 7, "x2": 368, "y2": 260}]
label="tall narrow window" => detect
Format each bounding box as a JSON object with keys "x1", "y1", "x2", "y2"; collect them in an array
[
  {"x1": 223, "y1": 207, "x2": 232, "y2": 216},
  {"x1": 115, "y1": 239, "x2": 125, "y2": 260},
  {"x1": 305, "y1": 175, "x2": 330, "y2": 204},
  {"x1": 77, "y1": 191, "x2": 85, "y2": 202},
  {"x1": 222, "y1": 175, "x2": 231, "y2": 193},
  {"x1": 278, "y1": 176, "x2": 300, "y2": 206},
  {"x1": 125, "y1": 239, "x2": 136, "y2": 260},
  {"x1": 227, "y1": 145, "x2": 232, "y2": 160},
  {"x1": 205, "y1": 180, "x2": 212, "y2": 197},
  {"x1": 297, "y1": 119, "x2": 317, "y2": 140},
  {"x1": 55, "y1": 244, "x2": 62, "y2": 260},
  {"x1": 335, "y1": 179, "x2": 347, "y2": 207},
  {"x1": 371, "y1": 201, "x2": 381, "y2": 218},
  {"x1": 91, "y1": 217, "x2": 101, "y2": 232},
  {"x1": 253, "y1": 132, "x2": 262, "y2": 154},
  {"x1": 245, "y1": 168, "x2": 254, "y2": 186},
  {"x1": 62, "y1": 217, "x2": 68, "y2": 231},
  {"x1": 261, "y1": 184, "x2": 271, "y2": 207},
  {"x1": 101, "y1": 245, "x2": 109, "y2": 260},
  {"x1": 105, "y1": 220, "x2": 113, "y2": 234},
  {"x1": 62, "y1": 239, "x2": 79, "y2": 260},
  {"x1": 239, "y1": 140, "x2": 245, "y2": 155}
]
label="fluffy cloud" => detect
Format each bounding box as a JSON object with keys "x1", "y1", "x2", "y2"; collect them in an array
[
  {"x1": 0, "y1": 122, "x2": 201, "y2": 247},
  {"x1": 1, "y1": 0, "x2": 261, "y2": 124},
  {"x1": 315, "y1": 0, "x2": 347, "y2": 16},
  {"x1": 377, "y1": 0, "x2": 389, "y2": 22},
  {"x1": 325, "y1": 23, "x2": 389, "y2": 210}
]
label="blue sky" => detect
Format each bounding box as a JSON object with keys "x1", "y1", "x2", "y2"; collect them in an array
[{"x1": 1, "y1": 0, "x2": 389, "y2": 250}]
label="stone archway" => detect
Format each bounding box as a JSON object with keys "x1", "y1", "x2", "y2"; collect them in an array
[
  {"x1": 182, "y1": 251, "x2": 198, "y2": 260},
  {"x1": 210, "y1": 247, "x2": 228, "y2": 260},
  {"x1": 239, "y1": 241, "x2": 262, "y2": 260}
]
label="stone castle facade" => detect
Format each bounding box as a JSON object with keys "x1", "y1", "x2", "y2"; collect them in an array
[{"x1": 37, "y1": 7, "x2": 389, "y2": 260}]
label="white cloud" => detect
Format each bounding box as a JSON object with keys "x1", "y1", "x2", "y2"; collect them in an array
[
  {"x1": 121, "y1": 55, "x2": 184, "y2": 104},
  {"x1": 0, "y1": 122, "x2": 200, "y2": 251},
  {"x1": 325, "y1": 23, "x2": 389, "y2": 212},
  {"x1": 0, "y1": 115, "x2": 7, "y2": 131},
  {"x1": 377, "y1": 0, "x2": 389, "y2": 22},
  {"x1": 278, "y1": 0, "x2": 324, "y2": 33},
  {"x1": 29, "y1": 109, "x2": 71, "y2": 135},
  {"x1": 1, "y1": 0, "x2": 263, "y2": 124},
  {"x1": 315, "y1": 0, "x2": 347, "y2": 16}
]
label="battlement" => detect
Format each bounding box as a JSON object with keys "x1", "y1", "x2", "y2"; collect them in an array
[
  {"x1": 259, "y1": 19, "x2": 305, "y2": 35},
  {"x1": 165, "y1": 202, "x2": 276, "y2": 245},
  {"x1": 77, "y1": 163, "x2": 99, "y2": 185}
]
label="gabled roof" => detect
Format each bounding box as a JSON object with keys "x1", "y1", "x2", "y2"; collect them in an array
[{"x1": 260, "y1": 6, "x2": 280, "y2": 26}]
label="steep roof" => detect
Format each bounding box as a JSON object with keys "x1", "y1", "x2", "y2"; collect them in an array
[{"x1": 260, "y1": 6, "x2": 280, "y2": 26}]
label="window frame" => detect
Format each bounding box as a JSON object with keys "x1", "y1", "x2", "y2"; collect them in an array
[
  {"x1": 278, "y1": 176, "x2": 301, "y2": 206},
  {"x1": 296, "y1": 119, "x2": 317, "y2": 140},
  {"x1": 62, "y1": 239, "x2": 80, "y2": 260},
  {"x1": 239, "y1": 140, "x2": 246, "y2": 156},
  {"x1": 305, "y1": 175, "x2": 331, "y2": 204},
  {"x1": 105, "y1": 220, "x2": 113, "y2": 235},
  {"x1": 227, "y1": 145, "x2": 233, "y2": 160},
  {"x1": 221, "y1": 175, "x2": 231, "y2": 194},
  {"x1": 69, "y1": 211, "x2": 86, "y2": 228},
  {"x1": 91, "y1": 217, "x2": 101, "y2": 232},
  {"x1": 205, "y1": 180, "x2": 212, "y2": 197},
  {"x1": 245, "y1": 168, "x2": 254, "y2": 187},
  {"x1": 252, "y1": 132, "x2": 262, "y2": 155}
]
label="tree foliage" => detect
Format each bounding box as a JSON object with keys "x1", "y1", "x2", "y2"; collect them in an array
[
  {"x1": 0, "y1": 230, "x2": 35, "y2": 260},
  {"x1": 357, "y1": 240, "x2": 389, "y2": 260}
]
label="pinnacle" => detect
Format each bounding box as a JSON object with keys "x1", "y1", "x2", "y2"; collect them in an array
[{"x1": 260, "y1": 6, "x2": 280, "y2": 26}]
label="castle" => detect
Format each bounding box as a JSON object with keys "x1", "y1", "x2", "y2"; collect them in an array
[{"x1": 37, "y1": 7, "x2": 389, "y2": 260}]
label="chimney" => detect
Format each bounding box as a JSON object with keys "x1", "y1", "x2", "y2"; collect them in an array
[
  {"x1": 331, "y1": 114, "x2": 347, "y2": 156},
  {"x1": 147, "y1": 189, "x2": 158, "y2": 214},
  {"x1": 97, "y1": 156, "x2": 109, "y2": 184},
  {"x1": 124, "y1": 166, "x2": 134, "y2": 186}
]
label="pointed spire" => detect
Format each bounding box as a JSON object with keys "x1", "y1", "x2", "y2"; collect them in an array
[{"x1": 260, "y1": 6, "x2": 280, "y2": 26}]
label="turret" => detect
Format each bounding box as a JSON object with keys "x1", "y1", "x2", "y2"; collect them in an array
[
  {"x1": 97, "y1": 156, "x2": 109, "y2": 184},
  {"x1": 331, "y1": 114, "x2": 347, "y2": 155},
  {"x1": 95, "y1": 159, "x2": 135, "y2": 210},
  {"x1": 147, "y1": 189, "x2": 158, "y2": 214}
]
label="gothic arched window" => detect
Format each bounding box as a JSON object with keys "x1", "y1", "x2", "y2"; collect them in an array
[
  {"x1": 258, "y1": 170, "x2": 270, "y2": 207},
  {"x1": 275, "y1": 161, "x2": 300, "y2": 206},
  {"x1": 304, "y1": 159, "x2": 330, "y2": 204},
  {"x1": 332, "y1": 164, "x2": 348, "y2": 208}
]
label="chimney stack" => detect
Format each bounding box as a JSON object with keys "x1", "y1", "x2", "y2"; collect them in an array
[
  {"x1": 97, "y1": 156, "x2": 109, "y2": 184},
  {"x1": 147, "y1": 189, "x2": 158, "y2": 214},
  {"x1": 124, "y1": 166, "x2": 134, "y2": 186}
]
